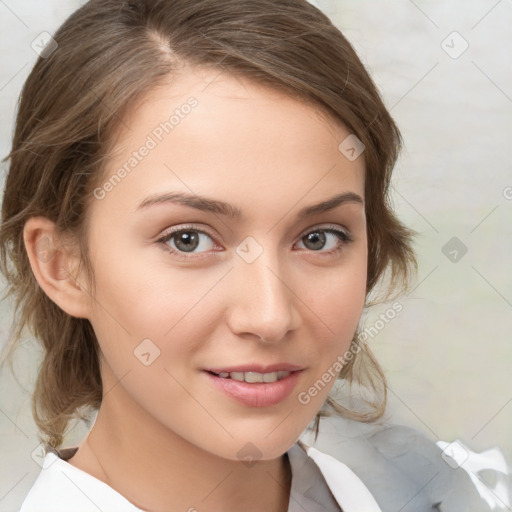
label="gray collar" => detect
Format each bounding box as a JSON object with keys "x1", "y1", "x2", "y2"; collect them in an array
[{"x1": 287, "y1": 441, "x2": 342, "y2": 512}]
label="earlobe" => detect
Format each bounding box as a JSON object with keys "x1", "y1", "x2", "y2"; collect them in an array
[{"x1": 23, "y1": 216, "x2": 91, "y2": 319}]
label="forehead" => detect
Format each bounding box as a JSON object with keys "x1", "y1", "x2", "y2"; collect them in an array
[{"x1": 91, "y1": 66, "x2": 365, "y2": 221}]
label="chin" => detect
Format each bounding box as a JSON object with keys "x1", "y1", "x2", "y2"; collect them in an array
[{"x1": 206, "y1": 428, "x2": 305, "y2": 463}]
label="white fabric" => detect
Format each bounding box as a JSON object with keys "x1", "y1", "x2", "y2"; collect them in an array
[
  {"x1": 19, "y1": 451, "x2": 141, "y2": 511},
  {"x1": 436, "y1": 439, "x2": 512, "y2": 509},
  {"x1": 306, "y1": 445, "x2": 382, "y2": 512},
  {"x1": 19, "y1": 442, "x2": 380, "y2": 511}
]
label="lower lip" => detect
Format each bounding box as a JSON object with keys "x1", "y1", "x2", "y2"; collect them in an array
[{"x1": 204, "y1": 370, "x2": 303, "y2": 407}]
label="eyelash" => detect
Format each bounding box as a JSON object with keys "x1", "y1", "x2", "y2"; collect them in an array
[{"x1": 156, "y1": 224, "x2": 354, "y2": 261}]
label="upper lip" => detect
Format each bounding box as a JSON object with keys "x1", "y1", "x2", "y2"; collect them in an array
[{"x1": 204, "y1": 363, "x2": 305, "y2": 374}]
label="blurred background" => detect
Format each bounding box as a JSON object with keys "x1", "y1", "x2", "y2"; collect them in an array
[{"x1": 1, "y1": 0, "x2": 511, "y2": 510}]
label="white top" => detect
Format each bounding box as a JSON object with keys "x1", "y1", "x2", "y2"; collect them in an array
[{"x1": 19, "y1": 441, "x2": 382, "y2": 512}]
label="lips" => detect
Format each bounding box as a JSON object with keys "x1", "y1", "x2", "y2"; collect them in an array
[
  {"x1": 204, "y1": 369, "x2": 303, "y2": 407},
  {"x1": 202, "y1": 362, "x2": 306, "y2": 407}
]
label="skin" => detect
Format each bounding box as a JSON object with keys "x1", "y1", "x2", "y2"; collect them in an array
[{"x1": 23, "y1": 65, "x2": 367, "y2": 512}]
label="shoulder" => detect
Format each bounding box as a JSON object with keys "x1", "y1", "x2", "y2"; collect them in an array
[
  {"x1": 19, "y1": 449, "x2": 142, "y2": 512},
  {"x1": 299, "y1": 417, "x2": 505, "y2": 512}
]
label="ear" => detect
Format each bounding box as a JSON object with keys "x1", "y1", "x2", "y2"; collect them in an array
[{"x1": 23, "y1": 216, "x2": 91, "y2": 319}]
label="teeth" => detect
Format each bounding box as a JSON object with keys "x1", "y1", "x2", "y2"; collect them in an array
[{"x1": 217, "y1": 371, "x2": 291, "y2": 383}]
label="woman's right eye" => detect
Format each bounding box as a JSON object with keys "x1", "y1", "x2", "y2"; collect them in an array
[{"x1": 157, "y1": 227, "x2": 218, "y2": 259}]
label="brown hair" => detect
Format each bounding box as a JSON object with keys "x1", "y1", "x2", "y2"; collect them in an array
[{"x1": 0, "y1": 0, "x2": 417, "y2": 450}]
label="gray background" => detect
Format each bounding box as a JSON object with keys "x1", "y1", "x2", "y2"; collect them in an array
[{"x1": 1, "y1": 0, "x2": 511, "y2": 510}]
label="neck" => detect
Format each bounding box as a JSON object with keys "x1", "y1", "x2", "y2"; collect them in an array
[{"x1": 68, "y1": 368, "x2": 292, "y2": 512}]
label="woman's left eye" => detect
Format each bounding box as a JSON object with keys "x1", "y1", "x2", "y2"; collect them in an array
[
  {"x1": 296, "y1": 227, "x2": 353, "y2": 254},
  {"x1": 157, "y1": 225, "x2": 353, "y2": 260}
]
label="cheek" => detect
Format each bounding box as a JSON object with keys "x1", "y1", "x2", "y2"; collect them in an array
[
  {"x1": 87, "y1": 252, "x2": 222, "y2": 373},
  {"x1": 301, "y1": 251, "x2": 367, "y2": 388},
  {"x1": 296, "y1": 281, "x2": 366, "y2": 413},
  {"x1": 89, "y1": 242, "x2": 183, "y2": 329},
  {"x1": 318, "y1": 283, "x2": 365, "y2": 367},
  {"x1": 310, "y1": 249, "x2": 367, "y2": 337}
]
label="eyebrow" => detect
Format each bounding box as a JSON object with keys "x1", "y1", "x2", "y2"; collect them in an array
[{"x1": 136, "y1": 191, "x2": 363, "y2": 218}]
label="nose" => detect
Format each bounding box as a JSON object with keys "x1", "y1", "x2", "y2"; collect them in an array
[{"x1": 226, "y1": 247, "x2": 301, "y2": 344}]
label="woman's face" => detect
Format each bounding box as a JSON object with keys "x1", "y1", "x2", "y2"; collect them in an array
[{"x1": 83, "y1": 66, "x2": 367, "y2": 461}]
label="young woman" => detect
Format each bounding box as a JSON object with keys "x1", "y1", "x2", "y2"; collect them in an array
[{"x1": 0, "y1": 1, "x2": 503, "y2": 510}]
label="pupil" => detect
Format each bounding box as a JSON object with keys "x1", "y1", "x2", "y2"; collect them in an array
[
  {"x1": 306, "y1": 232, "x2": 325, "y2": 250},
  {"x1": 176, "y1": 231, "x2": 199, "y2": 252}
]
